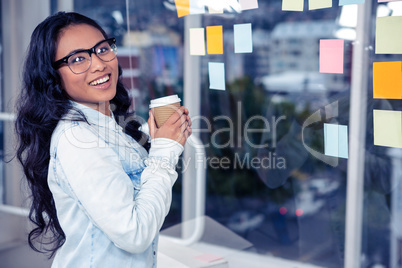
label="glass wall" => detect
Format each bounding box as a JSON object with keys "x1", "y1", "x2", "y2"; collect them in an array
[
  {"x1": 70, "y1": 0, "x2": 402, "y2": 267},
  {"x1": 365, "y1": 3, "x2": 402, "y2": 268},
  {"x1": 197, "y1": 5, "x2": 349, "y2": 268},
  {"x1": 0, "y1": 0, "x2": 399, "y2": 267}
]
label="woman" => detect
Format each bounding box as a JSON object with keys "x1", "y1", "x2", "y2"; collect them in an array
[{"x1": 15, "y1": 11, "x2": 191, "y2": 267}]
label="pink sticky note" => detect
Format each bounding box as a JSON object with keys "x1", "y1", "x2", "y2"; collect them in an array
[
  {"x1": 194, "y1": 253, "x2": 223, "y2": 263},
  {"x1": 319, "y1": 39, "x2": 344, "y2": 74},
  {"x1": 239, "y1": 0, "x2": 259, "y2": 10}
]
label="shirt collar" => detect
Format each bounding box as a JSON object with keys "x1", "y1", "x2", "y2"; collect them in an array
[{"x1": 68, "y1": 100, "x2": 119, "y2": 130}]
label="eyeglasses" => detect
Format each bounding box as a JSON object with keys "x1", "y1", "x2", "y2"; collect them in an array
[{"x1": 53, "y1": 38, "x2": 117, "y2": 74}]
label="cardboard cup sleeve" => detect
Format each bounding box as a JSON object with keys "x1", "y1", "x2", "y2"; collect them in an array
[{"x1": 152, "y1": 102, "x2": 180, "y2": 128}]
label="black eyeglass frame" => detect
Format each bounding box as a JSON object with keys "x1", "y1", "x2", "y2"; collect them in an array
[{"x1": 53, "y1": 37, "x2": 117, "y2": 72}]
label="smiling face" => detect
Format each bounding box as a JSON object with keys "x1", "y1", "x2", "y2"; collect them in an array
[{"x1": 55, "y1": 24, "x2": 118, "y2": 115}]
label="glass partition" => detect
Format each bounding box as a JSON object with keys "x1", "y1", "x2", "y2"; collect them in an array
[
  {"x1": 59, "y1": 0, "x2": 402, "y2": 267},
  {"x1": 363, "y1": 2, "x2": 402, "y2": 268},
  {"x1": 198, "y1": 5, "x2": 349, "y2": 268}
]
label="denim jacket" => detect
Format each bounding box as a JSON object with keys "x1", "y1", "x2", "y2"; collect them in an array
[{"x1": 47, "y1": 101, "x2": 183, "y2": 268}]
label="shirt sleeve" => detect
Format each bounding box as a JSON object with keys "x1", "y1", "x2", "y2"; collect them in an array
[{"x1": 55, "y1": 125, "x2": 183, "y2": 254}]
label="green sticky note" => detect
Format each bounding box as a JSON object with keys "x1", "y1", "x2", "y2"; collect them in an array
[
  {"x1": 309, "y1": 0, "x2": 332, "y2": 10},
  {"x1": 282, "y1": 0, "x2": 303, "y2": 11},
  {"x1": 376, "y1": 16, "x2": 402, "y2": 54},
  {"x1": 373, "y1": 110, "x2": 402, "y2": 148}
]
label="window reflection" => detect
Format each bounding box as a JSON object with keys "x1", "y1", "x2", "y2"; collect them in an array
[{"x1": 72, "y1": 0, "x2": 402, "y2": 267}]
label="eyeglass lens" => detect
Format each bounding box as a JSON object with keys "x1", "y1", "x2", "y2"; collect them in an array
[{"x1": 68, "y1": 40, "x2": 117, "y2": 74}]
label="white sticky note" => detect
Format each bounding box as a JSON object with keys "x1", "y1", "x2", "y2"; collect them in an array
[
  {"x1": 234, "y1": 23, "x2": 253, "y2": 53},
  {"x1": 239, "y1": 0, "x2": 259, "y2": 10},
  {"x1": 207, "y1": 3, "x2": 224, "y2": 13},
  {"x1": 189, "y1": 28, "x2": 205, "y2": 55},
  {"x1": 208, "y1": 62, "x2": 225, "y2": 90}
]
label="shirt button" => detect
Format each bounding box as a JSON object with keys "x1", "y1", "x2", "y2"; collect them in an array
[{"x1": 153, "y1": 251, "x2": 156, "y2": 255}]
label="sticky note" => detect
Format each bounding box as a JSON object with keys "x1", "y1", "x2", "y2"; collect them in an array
[
  {"x1": 207, "y1": 4, "x2": 224, "y2": 14},
  {"x1": 339, "y1": 0, "x2": 364, "y2": 5},
  {"x1": 190, "y1": 0, "x2": 205, "y2": 14},
  {"x1": 319, "y1": 39, "x2": 344, "y2": 74},
  {"x1": 239, "y1": 0, "x2": 259, "y2": 10},
  {"x1": 282, "y1": 0, "x2": 304, "y2": 11},
  {"x1": 376, "y1": 16, "x2": 402, "y2": 54},
  {"x1": 234, "y1": 23, "x2": 253, "y2": 53},
  {"x1": 373, "y1": 110, "x2": 402, "y2": 148},
  {"x1": 324, "y1": 124, "x2": 349, "y2": 159},
  {"x1": 175, "y1": 0, "x2": 190, "y2": 17},
  {"x1": 207, "y1": 26, "x2": 223, "y2": 54},
  {"x1": 208, "y1": 62, "x2": 225, "y2": 90},
  {"x1": 194, "y1": 253, "x2": 224, "y2": 263},
  {"x1": 189, "y1": 28, "x2": 206, "y2": 55},
  {"x1": 309, "y1": 0, "x2": 332, "y2": 9},
  {"x1": 373, "y1": 61, "x2": 402, "y2": 99}
]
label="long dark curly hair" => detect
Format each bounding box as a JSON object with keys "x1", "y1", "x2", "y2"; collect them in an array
[{"x1": 15, "y1": 11, "x2": 150, "y2": 258}]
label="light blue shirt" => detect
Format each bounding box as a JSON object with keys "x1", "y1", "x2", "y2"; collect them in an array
[{"x1": 47, "y1": 101, "x2": 183, "y2": 268}]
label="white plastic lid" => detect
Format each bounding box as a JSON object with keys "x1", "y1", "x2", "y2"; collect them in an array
[{"x1": 149, "y1": 94, "x2": 181, "y2": 108}]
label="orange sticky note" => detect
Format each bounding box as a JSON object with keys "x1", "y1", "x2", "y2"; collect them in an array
[
  {"x1": 207, "y1": 26, "x2": 223, "y2": 54},
  {"x1": 175, "y1": 0, "x2": 190, "y2": 17},
  {"x1": 373, "y1": 61, "x2": 402, "y2": 99}
]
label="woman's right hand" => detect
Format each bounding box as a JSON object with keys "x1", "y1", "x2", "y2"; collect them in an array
[{"x1": 148, "y1": 106, "x2": 192, "y2": 147}]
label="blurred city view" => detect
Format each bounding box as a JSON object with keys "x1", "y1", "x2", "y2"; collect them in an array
[{"x1": 74, "y1": 0, "x2": 350, "y2": 116}]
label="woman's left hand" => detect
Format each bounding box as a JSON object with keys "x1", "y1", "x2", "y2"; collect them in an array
[{"x1": 148, "y1": 106, "x2": 192, "y2": 146}]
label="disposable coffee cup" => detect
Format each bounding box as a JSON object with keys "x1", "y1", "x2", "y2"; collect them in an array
[{"x1": 149, "y1": 95, "x2": 181, "y2": 128}]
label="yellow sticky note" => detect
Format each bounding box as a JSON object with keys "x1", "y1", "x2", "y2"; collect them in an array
[
  {"x1": 175, "y1": 0, "x2": 190, "y2": 17},
  {"x1": 282, "y1": 0, "x2": 304, "y2": 11},
  {"x1": 207, "y1": 26, "x2": 223, "y2": 54},
  {"x1": 373, "y1": 61, "x2": 402, "y2": 99},
  {"x1": 373, "y1": 110, "x2": 402, "y2": 148},
  {"x1": 189, "y1": 28, "x2": 206, "y2": 55},
  {"x1": 376, "y1": 16, "x2": 402, "y2": 54},
  {"x1": 309, "y1": 0, "x2": 332, "y2": 10}
]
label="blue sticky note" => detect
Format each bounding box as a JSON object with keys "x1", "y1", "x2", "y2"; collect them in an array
[
  {"x1": 324, "y1": 123, "x2": 348, "y2": 159},
  {"x1": 338, "y1": 125, "x2": 348, "y2": 158},
  {"x1": 339, "y1": 0, "x2": 364, "y2": 5},
  {"x1": 324, "y1": 124, "x2": 339, "y2": 157},
  {"x1": 234, "y1": 23, "x2": 253, "y2": 53},
  {"x1": 208, "y1": 62, "x2": 225, "y2": 90}
]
